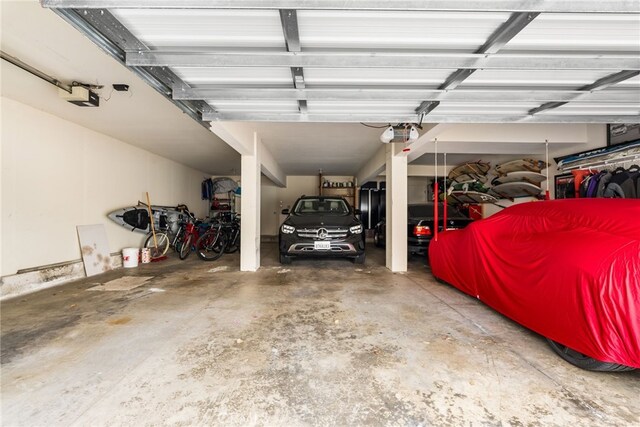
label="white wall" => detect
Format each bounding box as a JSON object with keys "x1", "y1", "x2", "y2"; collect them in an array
[
  {"x1": 261, "y1": 175, "x2": 319, "y2": 236},
  {"x1": 1, "y1": 97, "x2": 209, "y2": 277}
]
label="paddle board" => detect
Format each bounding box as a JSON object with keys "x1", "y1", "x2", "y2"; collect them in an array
[
  {"x1": 495, "y1": 159, "x2": 548, "y2": 175},
  {"x1": 489, "y1": 182, "x2": 543, "y2": 199},
  {"x1": 491, "y1": 171, "x2": 547, "y2": 186}
]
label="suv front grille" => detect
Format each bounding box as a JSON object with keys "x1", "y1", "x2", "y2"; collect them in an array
[{"x1": 297, "y1": 227, "x2": 348, "y2": 239}]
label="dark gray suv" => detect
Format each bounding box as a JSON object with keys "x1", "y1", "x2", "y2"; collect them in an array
[{"x1": 279, "y1": 196, "x2": 365, "y2": 264}]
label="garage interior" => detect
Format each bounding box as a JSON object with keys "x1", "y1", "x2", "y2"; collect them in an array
[{"x1": 1, "y1": 1, "x2": 639, "y2": 425}]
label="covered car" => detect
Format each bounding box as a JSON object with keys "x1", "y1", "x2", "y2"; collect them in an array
[{"x1": 429, "y1": 199, "x2": 640, "y2": 371}]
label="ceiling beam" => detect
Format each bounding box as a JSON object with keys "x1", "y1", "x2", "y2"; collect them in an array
[
  {"x1": 41, "y1": 1, "x2": 640, "y2": 13},
  {"x1": 415, "y1": 101, "x2": 441, "y2": 116},
  {"x1": 405, "y1": 124, "x2": 451, "y2": 163},
  {"x1": 71, "y1": 8, "x2": 147, "y2": 52},
  {"x1": 204, "y1": 113, "x2": 640, "y2": 123},
  {"x1": 126, "y1": 51, "x2": 640, "y2": 71},
  {"x1": 529, "y1": 70, "x2": 640, "y2": 115},
  {"x1": 412, "y1": 142, "x2": 548, "y2": 157},
  {"x1": 209, "y1": 122, "x2": 255, "y2": 156},
  {"x1": 174, "y1": 87, "x2": 639, "y2": 103},
  {"x1": 438, "y1": 12, "x2": 539, "y2": 92},
  {"x1": 279, "y1": 9, "x2": 300, "y2": 53},
  {"x1": 478, "y1": 12, "x2": 539, "y2": 55},
  {"x1": 278, "y1": 9, "x2": 307, "y2": 114},
  {"x1": 356, "y1": 146, "x2": 386, "y2": 186},
  {"x1": 415, "y1": 12, "x2": 538, "y2": 115},
  {"x1": 260, "y1": 142, "x2": 287, "y2": 188}
]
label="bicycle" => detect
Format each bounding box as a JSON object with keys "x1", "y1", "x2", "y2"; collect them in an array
[
  {"x1": 143, "y1": 216, "x2": 173, "y2": 259},
  {"x1": 195, "y1": 214, "x2": 241, "y2": 261},
  {"x1": 142, "y1": 204, "x2": 193, "y2": 259},
  {"x1": 223, "y1": 215, "x2": 241, "y2": 254},
  {"x1": 176, "y1": 217, "x2": 213, "y2": 260},
  {"x1": 195, "y1": 221, "x2": 228, "y2": 261}
]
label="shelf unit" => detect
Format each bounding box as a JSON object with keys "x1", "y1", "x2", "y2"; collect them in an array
[
  {"x1": 209, "y1": 191, "x2": 236, "y2": 219},
  {"x1": 318, "y1": 173, "x2": 358, "y2": 209},
  {"x1": 556, "y1": 140, "x2": 640, "y2": 172}
]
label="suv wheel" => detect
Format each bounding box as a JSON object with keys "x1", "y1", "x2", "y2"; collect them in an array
[
  {"x1": 354, "y1": 253, "x2": 366, "y2": 264},
  {"x1": 279, "y1": 253, "x2": 292, "y2": 265}
]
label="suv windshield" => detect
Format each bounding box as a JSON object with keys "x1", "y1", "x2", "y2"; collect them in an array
[{"x1": 293, "y1": 198, "x2": 350, "y2": 216}]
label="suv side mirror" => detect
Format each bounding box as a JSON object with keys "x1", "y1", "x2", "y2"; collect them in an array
[
  {"x1": 281, "y1": 209, "x2": 290, "y2": 215},
  {"x1": 354, "y1": 208, "x2": 362, "y2": 215}
]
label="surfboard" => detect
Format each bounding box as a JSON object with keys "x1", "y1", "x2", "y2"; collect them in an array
[
  {"x1": 491, "y1": 171, "x2": 547, "y2": 187},
  {"x1": 445, "y1": 191, "x2": 499, "y2": 205},
  {"x1": 448, "y1": 161, "x2": 491, "y2": 183},
  {"x1": 107, "y1": 204, "x2": 188, "y2": 234},
  {"x1": 494, "y1": 159, "x2": 548, "y2": 175},
  {"x1": 489, "y1": 182, "x2": 543, "y2": 199}
]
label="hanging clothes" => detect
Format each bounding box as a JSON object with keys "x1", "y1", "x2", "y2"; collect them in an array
[
  {"x1": 604, "y1": 168, "x2": 635, "y2": 198},
  {"x1": 201, "y1": 178, "x2": 213, "y2": 200}
]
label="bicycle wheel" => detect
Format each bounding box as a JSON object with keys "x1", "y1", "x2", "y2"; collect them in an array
[
  {"x1": 196, "y1": 228, "x2": 227, "y2": 261},
  {"x1": 224, "y1": 231, "x2": 240, "y2": 253},
  {"x1": 178, "y1": 234, "x2": 192, "y2": 260},
  {"x1": 144, "y1": 232, "x2": 169, "y2": 258},
  {"x1": 170, "y1": 227, "x2": 184, "y2": 252}
]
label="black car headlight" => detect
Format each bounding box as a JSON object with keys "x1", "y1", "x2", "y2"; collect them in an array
[
  {"x1": 349, "y1": 224, "x2": 363, "y2": 234},
  {"x1": 281, "y1": 224, "x2": 295, "y2": 234}
]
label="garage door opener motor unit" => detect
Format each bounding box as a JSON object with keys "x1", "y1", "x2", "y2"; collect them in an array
[{"x1": 58, "y1": 85, "x2": 99, "y2": 107}]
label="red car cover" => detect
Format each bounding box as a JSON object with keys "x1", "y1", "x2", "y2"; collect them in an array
[{"x1": 429, "y1": 199, "x2": 640, "y2": 368}]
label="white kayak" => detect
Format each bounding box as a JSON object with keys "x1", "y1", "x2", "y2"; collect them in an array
[{"x1": 107, "y1": 203, "x2": 190, "y2": 234}]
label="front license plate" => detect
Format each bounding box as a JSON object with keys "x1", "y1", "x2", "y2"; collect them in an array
[{"x1": 314, "y1": 241, "x2": 331, "y2": 250}]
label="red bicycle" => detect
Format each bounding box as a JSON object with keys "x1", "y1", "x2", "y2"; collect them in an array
[{"x1": 176, "y1": 217, "x2": 211, "y2": 260}]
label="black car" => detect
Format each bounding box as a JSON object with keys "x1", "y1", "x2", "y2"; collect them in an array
[
  {"x1": 373, "y1": 203, "x2": 473, "y2": 255},
  {"x1": 279, "y1": 196, "x2": 366, "y2": 264}
]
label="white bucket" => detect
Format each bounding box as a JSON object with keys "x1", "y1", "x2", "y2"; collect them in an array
[
  {"x1": 122, "y1": 248, "x2": 139, "y2": 268},
  {"x1": 140, "y1": 248, "x2": 151, "y2": 264}
]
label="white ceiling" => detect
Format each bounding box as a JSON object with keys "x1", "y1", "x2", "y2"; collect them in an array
[
  {"x1": 2, "y1": 1, "x2": 639, "y2": 178},
  {"x1": 1, "y1": 1, "x2": 240, "y2": 176}
]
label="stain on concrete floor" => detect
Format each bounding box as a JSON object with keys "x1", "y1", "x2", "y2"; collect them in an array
[{"x1": 1, "y1": 244, "x2": 639, "y2": 426}]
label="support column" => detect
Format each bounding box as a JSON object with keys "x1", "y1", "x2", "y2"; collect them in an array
[
  {"x1": 385, "y1": 144, "x2": 408, "y2": 272},
  {"x1": 240, "y1": 132, "x2": 261, "y2": 271}
]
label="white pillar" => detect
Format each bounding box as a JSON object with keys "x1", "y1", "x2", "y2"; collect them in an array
[
  {"x1": 240, "y1": 132, "x2": 261, "y2": 271},
  {"x1": 385, "y1": 143, "x2": 408, "y2": 272}
]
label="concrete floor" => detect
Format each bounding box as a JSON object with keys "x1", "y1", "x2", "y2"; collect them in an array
[{"x1": 1, "y1": 244, "x2": 638, "y2": 426}]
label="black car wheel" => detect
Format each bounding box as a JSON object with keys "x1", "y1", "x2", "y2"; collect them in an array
[
  {"x1": 546, "y1": 339, "x2": 635, "y2": 372},
  {"x1": 279, "y1": 253, "x2": 292, "y2": 265},
  {"x1": 354, "y1": 253, "x2": 366, "y2": 264},
  {"x1": 373, "y1": 230, "x2": 383, "y2": 248}
]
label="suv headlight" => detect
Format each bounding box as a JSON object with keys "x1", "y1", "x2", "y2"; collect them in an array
[
  {"x1": 281, "y1": 224, "x2": 295, "y2": 234},
  {"x1": 349, "y1": 224, "x2": 362, "y2": 234}
]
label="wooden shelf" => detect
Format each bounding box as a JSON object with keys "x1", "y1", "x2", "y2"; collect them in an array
[{"x1": 318, "y1": 173, "x2": 358, "y2": 208}]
